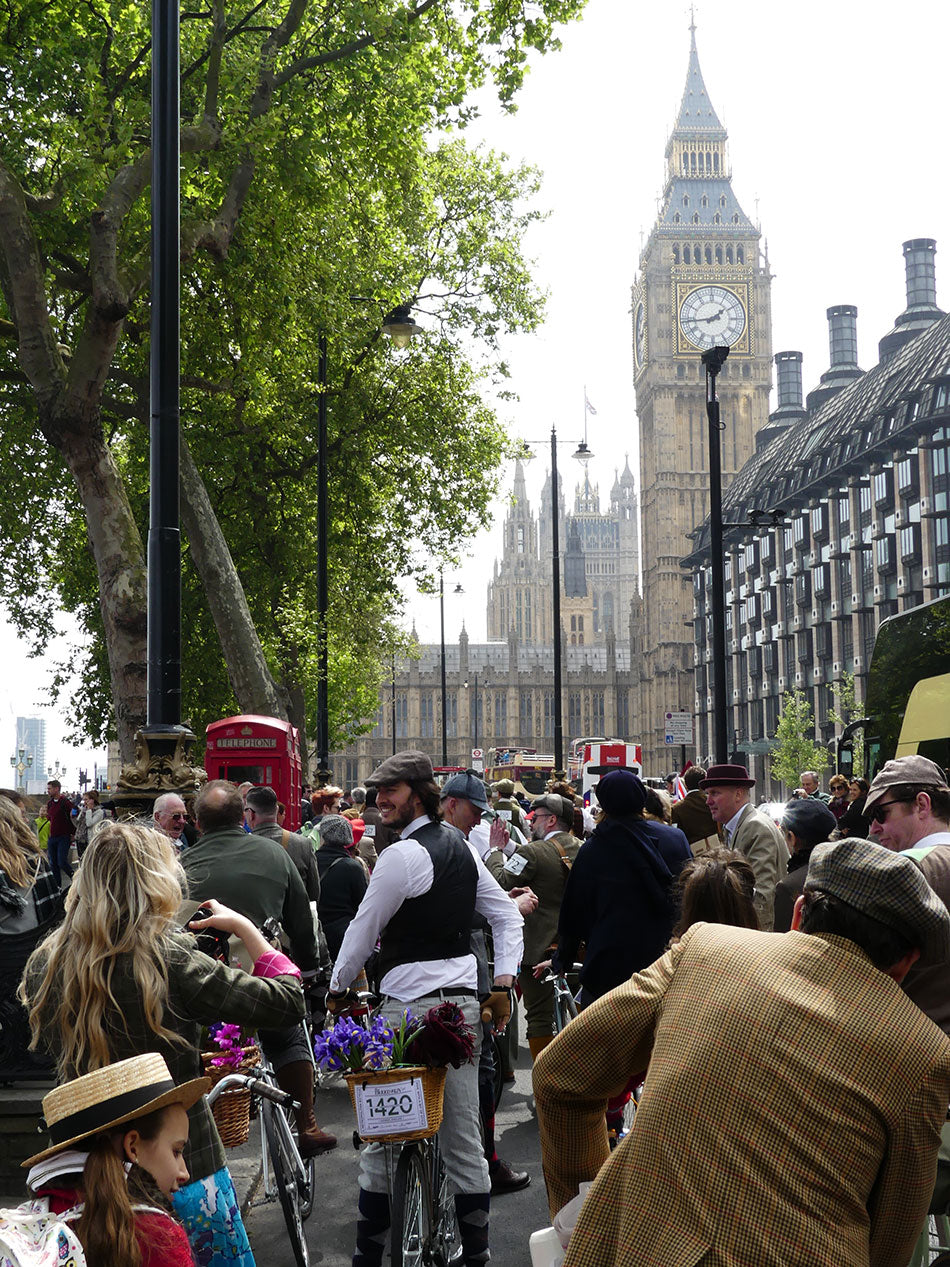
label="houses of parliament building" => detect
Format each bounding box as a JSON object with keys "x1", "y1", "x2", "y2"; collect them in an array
[{"x1": 333, "y1": 28, "x2": 947, "y2": 790}]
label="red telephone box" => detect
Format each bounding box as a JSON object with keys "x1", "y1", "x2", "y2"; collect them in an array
[{"x1": 204, "y1": 715, "x2": 302, "y2": 831}]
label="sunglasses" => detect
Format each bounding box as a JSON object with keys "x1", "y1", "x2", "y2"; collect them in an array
[{"x1": 868, "y1": 799, "x2": 906, "y2": 825}]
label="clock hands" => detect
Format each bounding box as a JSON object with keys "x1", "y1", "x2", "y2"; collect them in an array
[{"x1": 701, "y1": 309, "x2": 725, "y2": 324}]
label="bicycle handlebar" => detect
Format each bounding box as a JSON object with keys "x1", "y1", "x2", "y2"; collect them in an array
[{"x1": 206, "y1": 1072, "x2": 298, "y2": 1111}]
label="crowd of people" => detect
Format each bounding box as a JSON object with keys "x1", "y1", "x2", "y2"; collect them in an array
[{"x1": 1, "y1": 751, "x2": 949, "y2": 1266}]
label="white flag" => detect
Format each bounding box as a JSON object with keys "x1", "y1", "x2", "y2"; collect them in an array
[{"x1": 584, "y1": 394, "x2": 597, "y2": 416}]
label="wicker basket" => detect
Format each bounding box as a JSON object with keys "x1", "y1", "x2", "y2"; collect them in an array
[
  {"x1": 200, "y1": 1044, "x2": 260, "y2": 1148},
  {"x1": 343, "y1": 1065, "x2": 446, "y2": 1143}
]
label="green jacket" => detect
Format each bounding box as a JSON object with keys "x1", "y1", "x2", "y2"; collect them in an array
[
  {"x1": 24, "y1": 931, "x2": 303, "y2": 1181},
  {"x1": 485, "y1": 831, "x2": 582, "y2": 964},
  {"x1": 183, "y1": 826, "x2": 318, "y2": 972}
]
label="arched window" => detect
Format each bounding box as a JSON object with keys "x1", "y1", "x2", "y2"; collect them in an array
[
  {"x1": 714, "y1": 153, "x2": 720, "y2": 173},
  {"x1": 682, "y1": 153, "x2": 689, "y2": 174},
  {"x1": 677, "y1": 363, "x2": 686, "y2": 379},
  {"x1": 726, "y1": 246, "x2": 733, "y2": 264},
  {"x1": 690, "y1": 152, "x2": 697, "y2": 172},
  {"x1": 714, "y1": 212, "x2": 721, "y2": 225},
  {"x1": 683, "y1": 194, "x2": 690, "y2": 206},
  {"x1": 737, "y1": 245, "x2": 744, "y2": 263},
  {"x1": 673, "y1": 212, "x2": 681, "y2": 224},
  {"x1": 683, "y1": 245, "x2": 691, "y2": 263},
  {"x1": 743, "y1": 364, "x2": 751, "y2": 378},
  {"x1": 733, "y1": 213, "x2": 740, "y2": 224},
  {"x1": 692, "y1": 212, "x2": 700, "y2": 224},
  {"x1": 720, "y1": 193, "x2": 727, "y2": 208},
  {"x1": 715, "y1": 245, "x2": 723, "y2": 263},
  {"x1": 672, "y1": 244, "x2": 680, "y2": 263},
  {"x1": 705, "y1": 245, "x2": 712, "y2": 264},
  {"x1": 701, "y1": 194, "x2": 708, "y2": 208}
]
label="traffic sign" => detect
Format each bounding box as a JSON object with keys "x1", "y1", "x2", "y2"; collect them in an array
[{"x1": 664, "y1": 711, "x2": 693, "y2": 745}]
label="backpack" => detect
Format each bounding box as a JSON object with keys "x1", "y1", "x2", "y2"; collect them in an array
[{"x1": 0, "y1": 1198, "x2": 86, "y2": 1267}]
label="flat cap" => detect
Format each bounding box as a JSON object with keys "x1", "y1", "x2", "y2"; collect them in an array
[
  {"x1": 596, "y1": 769, "x2": 647, "y2": 816},
  {"x1": 494, "y1": 778, "x2": 515, "y2": 797},
  {"x1": 366, "y1": 750, "x2": 434, "y2": 786},
  {"x1": 531, "y1": 793, "x2": 574, "y2": 827},
  {"x1": 804, "y1": 836, "x2": 950, "y2": 967},
  {"x1": 865, "y1": 755, "x2": 950, "y2": 810},
  {"x1": 781, "y1": 797, "x2": 837, "y2": 846},
  {"x1": 440, "y1": 771, "x2": 490, "y2": 811}
]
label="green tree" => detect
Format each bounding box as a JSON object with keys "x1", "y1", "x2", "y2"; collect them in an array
[
  {"x1": 829, "y1": 670, "x2": 864, "y2": 778},
  {"x1": 0, "y1": 0, "x2": 585, "y2": 758},
  {"x1": 770, "y1": 689, "x2": 829, "y2": 792}
]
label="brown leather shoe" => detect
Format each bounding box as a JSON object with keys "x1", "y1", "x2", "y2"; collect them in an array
[
  {"x1": 299, "y1": 1125, "x2": 337, "y2": 1157},
  {"x1": 489, "y1": 1159, "x2": 530, "y2": 1195}
]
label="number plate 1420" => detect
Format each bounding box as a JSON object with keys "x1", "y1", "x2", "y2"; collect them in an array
[{"x1": 354, "y1": 1078, "x2": 428, "y2": 1136}]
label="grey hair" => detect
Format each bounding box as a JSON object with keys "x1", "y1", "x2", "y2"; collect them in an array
[
  {"x1": 350, "y1": 786, "x2": 367, "y2": 805},
  {"x1": 153, "y1": 792, "x2": 185, "y2": 817},
  {"x1": 320, "y1": 814, "x2": 354, "y2": 848},
  {"x1": 800, "y1": 770, "x2": 819, "y2": 782}
]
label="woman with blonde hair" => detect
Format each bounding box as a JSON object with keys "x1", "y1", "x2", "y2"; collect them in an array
[{"x1": 21, "y1": 819, "x2": 305, "y2": 1267}]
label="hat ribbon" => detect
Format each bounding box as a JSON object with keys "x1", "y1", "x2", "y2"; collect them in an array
[{"x1": 48, "y1": 1077, "x2": 177, "y2": 1145}]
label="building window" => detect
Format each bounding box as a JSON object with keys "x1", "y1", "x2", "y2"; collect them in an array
[
  {"x1": 495, "y1": 692, "x2": 507, "y2": 735},
  {"x1": 569, "y1": 692, "x2": 582, "y2": 737},
  {"x1": 446, "y1": 694, "x2": 458, "y2": 739},
  {"x1": 617, "y1": 690, "x2": 629, "y2": 737},
  {"x1": 592, "y1": 692, "x2": 605, "y2": 733},
  {"x1": 420, "y1": 693, "x2": 434, "y2": 739},
  {"x1": 692, "y1": 212, "x2": 700, "y2": 224},
  {"x1": 517, "y1": 525, "x2": 525, "y2": 553},
  {"x1": 542, "y1": 693, "x2": 553, "y2": 738},
  {"x1": 371, "y1": 705, "x2": 384, "y2": 739},
  {"x1": 519, "y1": 690, "x2": 533, "y2": 736},
  {"x1": 396, "y1": 693, "x2": 408, "y2": 739}
]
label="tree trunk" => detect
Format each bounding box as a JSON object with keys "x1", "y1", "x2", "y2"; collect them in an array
[
  {"x1": 58, "y1": 424, "x2": 148, "y2": 761},
  {"x1": 179, "y1": 433, "x2": 289, "y2": 720}
]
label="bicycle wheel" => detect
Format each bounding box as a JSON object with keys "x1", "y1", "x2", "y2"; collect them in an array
[
  {"x1": 262, "y1": 1097, "x2": 310, "y2": 1267},
  {"x1": 428, "y1": 1135, "x2": 462, "y2": 1267},
  {"x1": 391, "y1": 1143, "x2": 430, "y2": 1267}
]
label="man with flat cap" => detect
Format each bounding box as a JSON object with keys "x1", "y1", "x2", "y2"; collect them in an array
[
  {"x1": 327, "y1": 750, "x2": 524, "y2": 1267},
  {"x1": 700, "y1": 762, "x2": 787, "y2": 929},
  {"x1": 485, "y1": 790, "x2": 582, "y2": 1061},
  {"x1": 534, "y1": 837, "x2": 950, "y2": 1267}
]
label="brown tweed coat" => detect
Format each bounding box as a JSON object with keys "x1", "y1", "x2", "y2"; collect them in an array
[{"x1": 534, "y1": 923, "x2": 950, "y2": 1267}]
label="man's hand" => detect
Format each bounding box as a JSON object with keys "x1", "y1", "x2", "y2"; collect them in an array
[
  {"x1": 481, "y1": 988, "x2": 512, "y2": 1033},
  {"x1": 510, "y1": 885, "x2": 538, "y2": 916},
  {"x1": 489, "y1": 816, "x2": 510, "y2": 853},
  {"x1": 532, "y1": 958, "x2": 553, "y2": 979},
  {"x1": 325, "y1": 987, "x2": 360, "y2": 1017}
]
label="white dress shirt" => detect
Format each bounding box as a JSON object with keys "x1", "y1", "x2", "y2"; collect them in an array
[
  {"x1": 723, "y1": 803, "x2": 750, "y2": 845},
  {"x1": 330, "y1": 814, "x2": 524, "y2": 1002}
]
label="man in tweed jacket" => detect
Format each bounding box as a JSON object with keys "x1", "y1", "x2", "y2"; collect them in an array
[{"x1": 534, "y1": 838, "x2": 950, "y2": 1267}]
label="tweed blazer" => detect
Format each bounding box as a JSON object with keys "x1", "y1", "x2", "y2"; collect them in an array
[
  {"x1": 727, "y1": 804, "x2": 787, "y2": 930},
  {"x1": 534, "y1": 923, "x2": 950, "y2": 1267},
  {"x1": 485, "y1": 831, "x2": 581, "y2": 964}
]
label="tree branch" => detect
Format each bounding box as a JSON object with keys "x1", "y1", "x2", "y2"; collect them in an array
[
  {"x1": 0, "y1": 157, "x2": 67, "y2": 421},
  {"x1": 272, "y1": 0, "x2": 440, "y2": 87}
]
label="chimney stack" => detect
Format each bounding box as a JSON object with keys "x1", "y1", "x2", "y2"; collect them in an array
[
  {"x1": 879, "y1": 238, "x2": 944, "y2": 362},
  {"x1": 757, "y1": 351, "x2": 807, "y2": 451},
  {"x1": 806, "y1": 306, "x2": 864, "y2": 412}
]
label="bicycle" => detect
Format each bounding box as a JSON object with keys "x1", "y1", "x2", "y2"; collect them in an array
[
  {"x1": 338, "y1": 993, "x2": 461, "y2": 1267},
  {"x1": 536, "y1": 965, "x2": 581, "y2": 1034},
  {"x1": 207, "y1": 1030, "x2": 316, "y2": 1267}
]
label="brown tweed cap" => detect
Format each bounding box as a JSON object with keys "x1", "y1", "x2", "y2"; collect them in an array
[
  {"x1": 804, "y1": 836, "x2": 950, "y2": 966},
  {"x1": 365, "y1": 750, "x2": 434, "y2": 786},
  {"x1": 531, "y1": 793, "x2": 574, "y2": 828},
  {"x1": 865, "y1": 755, "x2": 950, "y2": 810}
]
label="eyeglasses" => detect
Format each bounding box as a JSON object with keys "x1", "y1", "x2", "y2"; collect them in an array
[
  {"x1": 168, "y1": 812, "x2": 187, "y2": 822},
  {"x1": 868, "y1": 799, "x2": 906, "y2": 825}
]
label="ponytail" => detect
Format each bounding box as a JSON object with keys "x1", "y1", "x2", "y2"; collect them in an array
[{"x1": 73, "y1": 1135, "x2": 142, "y2": 1267}]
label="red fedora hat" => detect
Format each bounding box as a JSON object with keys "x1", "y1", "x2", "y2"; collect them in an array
[{"x1": 699, "y1": 763, "x2": 755, "y2": 789}]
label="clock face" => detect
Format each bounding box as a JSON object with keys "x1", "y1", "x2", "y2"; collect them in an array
[
  {"x1": 678, "y1": 285, "x2": 747, "y2": 350},
  {"x1": 634, "y1": 302, "x2": 646, "y2": 369}
]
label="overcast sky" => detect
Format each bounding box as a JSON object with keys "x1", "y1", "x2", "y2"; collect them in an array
[{"x1": 3, "y1": 0, "x2": 948, "y2": 780}]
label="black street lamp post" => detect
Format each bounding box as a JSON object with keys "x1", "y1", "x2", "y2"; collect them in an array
[{"x1": 703, "y1": 345, "x2": 730, "y2": 763}]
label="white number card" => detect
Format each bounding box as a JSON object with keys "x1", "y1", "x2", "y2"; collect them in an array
[{"x1": 354, "y1": 1077, "x2": 428, "y2": 1137}]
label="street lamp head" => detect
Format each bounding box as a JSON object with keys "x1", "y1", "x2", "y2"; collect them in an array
[
  {"x1": 453, "y1": 583, "x2": 464, "y2": 595},
  {"x1": 701, "y1": 344, "x2": 730, "y2": 376},
  {"x1": 382, "y1": 303, "x2": 422, "y2": 349},
  {"x1": 572, "y1": 440, "x2": 594, "y2": 465}
]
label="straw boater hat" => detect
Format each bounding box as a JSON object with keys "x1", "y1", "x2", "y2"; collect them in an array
[{"x1": 24, "y1": 1053, "x2": 210, "y2": 1167}]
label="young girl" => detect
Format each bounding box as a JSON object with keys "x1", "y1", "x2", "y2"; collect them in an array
[{"x1": 22, "y1": 1053, "x2": 208, "y2": 1266}]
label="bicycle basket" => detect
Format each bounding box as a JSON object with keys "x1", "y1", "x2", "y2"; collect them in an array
[
  {"x1": 200, "y1": 1044, "x2": 260, "y2": 1148},
  {"x1": 343, "y1": 1065, "x2": 446, "y2": 1143}
]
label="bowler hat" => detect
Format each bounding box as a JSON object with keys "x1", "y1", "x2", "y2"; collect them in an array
[
  {"x1": 596, "y1": 769, "x2": 647, "y2": 816},
  {"x1": 366, "y1": 750, "x2": 434, "y2": 786},
  {"x1": 24, "y1": 1053, "x2": 210, "y2": 1168},
  {"x1": 440, "y1": 772, "x2": 490, "y2": 811},
  {"x1": 804, "y1": 836, "x2": 950, "y2": 967},
  {"x1": 699, "y1": 763, "x2": 755, "y2": 789},
  {"x1": 865, "y1": 755, "x2": 950, "y2": 810}
]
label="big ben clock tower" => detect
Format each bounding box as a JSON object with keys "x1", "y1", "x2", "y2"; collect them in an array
[{"x1": 632, "y1": 25, "x2": 772, "y2": 771}]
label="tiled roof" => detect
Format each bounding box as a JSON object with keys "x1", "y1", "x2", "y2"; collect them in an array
[
  {"x1": 672, "y1": 35, "x2": 726, "y2": 136},
  {"x1": 684, "y1": 313, "x2": 950, "y2": 561},
  {"x1": 658, "y1": 178, "x2": 753, "y2": 231}
]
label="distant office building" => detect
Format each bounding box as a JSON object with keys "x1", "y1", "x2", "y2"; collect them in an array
[{"x1": 15, "y1": 716, "x2": 46, "y2": 794}]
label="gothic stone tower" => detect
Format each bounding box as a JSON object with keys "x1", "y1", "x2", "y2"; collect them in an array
[{"x1": 631, "y1": 28, "x2": 772, "y2": 771}]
